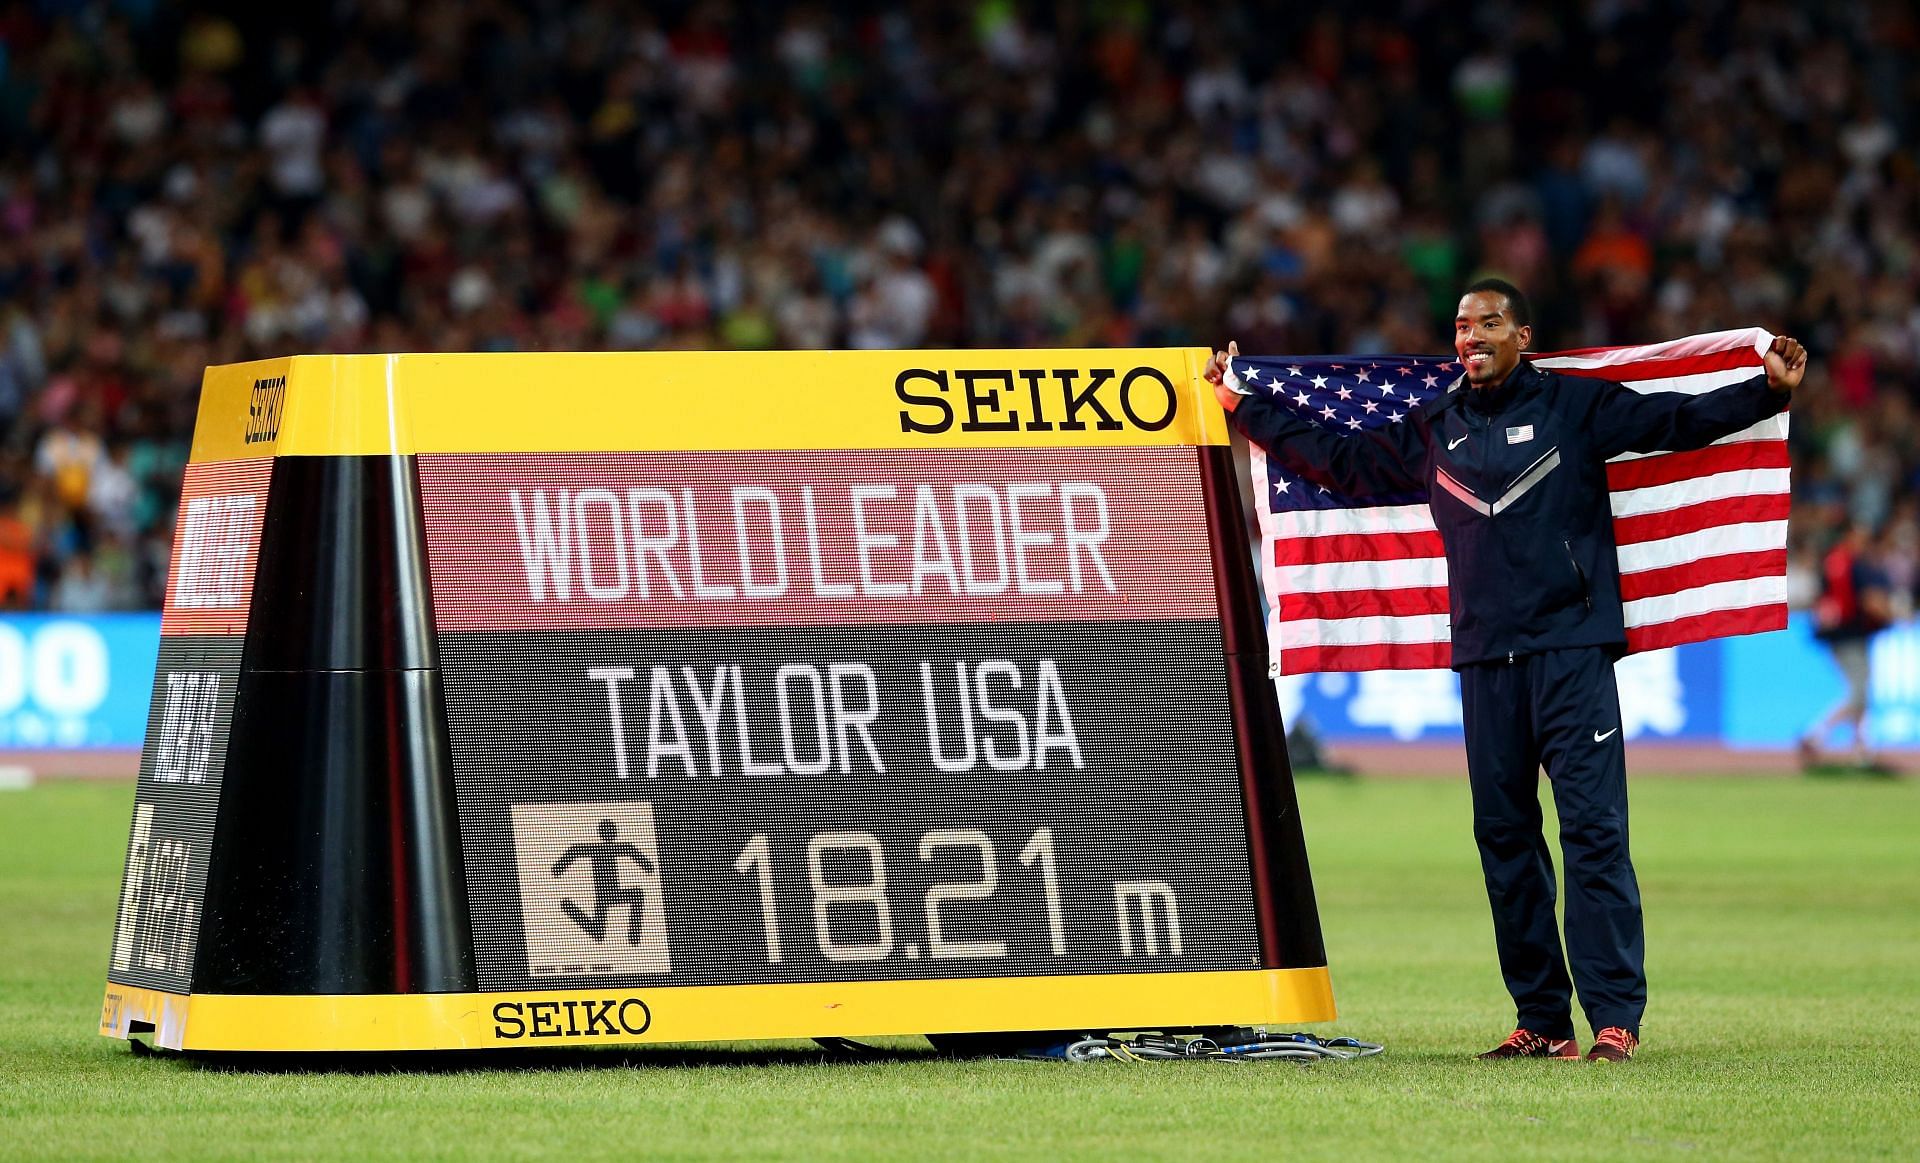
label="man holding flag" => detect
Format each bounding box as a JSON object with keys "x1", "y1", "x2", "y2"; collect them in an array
[{"x1": 1205, "y1": 278, "x2": 1806, "y2": 1062}]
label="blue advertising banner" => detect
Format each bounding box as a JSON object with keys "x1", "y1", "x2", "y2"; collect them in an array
[
  {"x1": 1280, "y1": 640, "x2": 1724, "y2": 745},
  {"x1": 0, "y1": 614, "x2": 160, "y2": 749},
  {"x1": 8, "y1": 611, "x2": 1918, "y2": 752},
  {"x1": 1723, "y1": 613, "x2": 1920, "y2": 748},
  {"x1": 1285, "y1": 613, "x2": 1920, "y2": 749}
]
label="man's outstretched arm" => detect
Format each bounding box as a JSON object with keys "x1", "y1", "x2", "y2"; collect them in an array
[
  {"x1": 1205, "y1": 341, "x2": 1429, "y2": 497},
  {"x1": 1590, "y1": 335, "x2": 1805, "y2": 458}
]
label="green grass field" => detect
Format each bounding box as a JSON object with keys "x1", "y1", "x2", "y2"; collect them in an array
[{"x1": 2, "y1": 775, "x2": 1915, "y2": 1161}]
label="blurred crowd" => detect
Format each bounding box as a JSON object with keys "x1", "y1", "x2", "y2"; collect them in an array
[{"x1": 0, "y1": 0, "x2": 1916, "y2": 612}]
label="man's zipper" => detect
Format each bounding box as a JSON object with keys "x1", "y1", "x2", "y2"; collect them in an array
[{"x1": 1564, "y1": 539, "x2": 1592, "y2": 611}]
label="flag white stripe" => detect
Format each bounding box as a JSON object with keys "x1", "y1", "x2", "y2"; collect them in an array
[
  {"x1": 1275, "y1": 557, "x2": 1449, "y2": 593},
  {"x1": 1278, "y1": 613, "x2": 1452, "y2": 649},
  {"x1": 1617, "y1": 521, "x2": 1788, "y2": 573},
  {"x1": 1608, "y1": 467, "x2": 1791, "y2": 519},
  {"x1": 1268, "y1": 503, "x2": 1435, "y2": 539},
  {"x1": 1608, "y1": 414, "x2": 1787, "y2": 461},
  {"x1": 1270, "y1": 472, "x2": 1789, "y2": 552},
  {"x1": 1615, "y1": 365, "x2": 1764, "y2": 397},
  {"x1": 1275, "y1": 523, "x2": 1784, "y2": 594},
  {"x1": 1621, "y1": 574, "x2": 1788, "y2": 626}
]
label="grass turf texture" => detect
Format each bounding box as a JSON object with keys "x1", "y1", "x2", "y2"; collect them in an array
[{"x1": 2, "y1": 777, "x2": 1914, "y2": 1161}]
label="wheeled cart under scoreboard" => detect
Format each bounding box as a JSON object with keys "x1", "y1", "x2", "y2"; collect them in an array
[{"x1": 99, "y1": 349, "x2": 1332, "y2": 1051}]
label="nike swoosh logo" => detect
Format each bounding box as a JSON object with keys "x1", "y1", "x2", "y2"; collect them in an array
[
  {"x1": 1594, "y1": 728, "x2": 1619, "y2": 742},
  {"x1": 1447, "y1": 433, "x2": 1469, "y2": 450}
]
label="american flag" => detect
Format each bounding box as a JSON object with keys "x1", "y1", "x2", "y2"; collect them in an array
[{"x1": 1232, "y1": 328, "x2": 1791, "y2": 675}]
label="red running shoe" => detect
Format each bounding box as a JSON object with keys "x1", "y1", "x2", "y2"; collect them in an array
[
  {"x1": 1477, "y1": 1028, "x2": 1580, "y2": 1060},
  {"x1": 1587, "y1": 1027, "x2": 1639, "y2": 1062}
]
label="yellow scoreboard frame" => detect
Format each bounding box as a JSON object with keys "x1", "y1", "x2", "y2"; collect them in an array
[{"x1": 100, "y1": 348, "x2": 1334, "y2": 1053}]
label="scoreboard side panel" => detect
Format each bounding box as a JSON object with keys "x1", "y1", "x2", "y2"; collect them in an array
[{"x1": 106, "y1": 459, "x2": 270, "y2": 996}]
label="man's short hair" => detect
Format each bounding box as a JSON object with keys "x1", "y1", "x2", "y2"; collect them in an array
[{"x1": 1463, "y1": 277, "x2": 1532, "y2": 329}]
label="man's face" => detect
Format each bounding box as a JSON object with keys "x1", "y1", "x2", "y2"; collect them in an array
[{"x1": 1454, "y1": 291, "x2": 1531, "y2": 387}]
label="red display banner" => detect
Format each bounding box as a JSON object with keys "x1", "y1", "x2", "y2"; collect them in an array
[
  {"x1": 418, "y1": 448, "x2": 1219, "y2": 631},
  {"x1": 159, "y1": 459, "x2": 272, "y2": 638}
]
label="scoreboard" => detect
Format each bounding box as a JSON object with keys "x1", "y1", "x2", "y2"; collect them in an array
[{"x1": 99, "y1": 349, "x2": 1330, "y2": 1052}]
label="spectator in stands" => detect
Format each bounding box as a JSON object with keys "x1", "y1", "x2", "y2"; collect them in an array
[
  {"x1": 0, "y1": 498, "x2": 33, "y2": 609},
  {"x1": 0, "y1": 1, "x2": 1914, "y2": 617}
]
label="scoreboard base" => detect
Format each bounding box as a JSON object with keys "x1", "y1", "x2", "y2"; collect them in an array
[{"x1": 100, "y1": 968, "x2": 1335, "y2": 1053}]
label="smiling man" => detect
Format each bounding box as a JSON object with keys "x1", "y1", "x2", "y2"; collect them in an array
[{"x1": 1205, "y1": 278, "x2": 1806, "y2": 1062}]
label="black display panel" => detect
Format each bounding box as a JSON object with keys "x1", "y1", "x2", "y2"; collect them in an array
[{"x1": 440, "y1": 622, "x2": 1260, "y2": 991}]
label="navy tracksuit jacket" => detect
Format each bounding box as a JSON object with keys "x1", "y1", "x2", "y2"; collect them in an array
[{"x1": 1231, "y1": 358, "x2": 1788, "y2": 1036}]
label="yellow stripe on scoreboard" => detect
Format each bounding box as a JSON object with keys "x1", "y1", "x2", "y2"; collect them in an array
[
  {"x1": 101, "y1": 967, "x2": 1334, "y2": 1052},
  {"x1": 189, "y1": 349, "x2": 1228, "y2": 462}
]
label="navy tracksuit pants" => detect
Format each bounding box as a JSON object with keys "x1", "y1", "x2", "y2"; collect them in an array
[{"x1": 1460, "y1": 646, "x2": 1645, "y2": 1037}]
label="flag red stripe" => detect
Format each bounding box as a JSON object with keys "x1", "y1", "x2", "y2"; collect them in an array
[
  {"x1": 1535, "y1": 348, "x2": 1760, "y2": 380},
  {"x1": 1274, "y1": 490, "x2": 1793, "y2": 565},
  {"x1": 1605, "y1": 440, "x2": 1790, "y2": 491},
  {"x1": 1618, "y1": 549, "x2": 1788, "y2": 602},
  {"x1": 1277, "y1": 585, "x2": 1450, "y2": 621},
  {"x1": 1624, "y1": 603, "x2": 1787, "y2": 652},
  {"x1": 1612, "y1": 493, "x2": 1791, "y2": 544},
  {"x1": 1282, "y1": 641, "x2": 1453, "y2": 672},
  {"x1": 1272, "y1": 530, "x2": 1446, "y2": 566}
]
